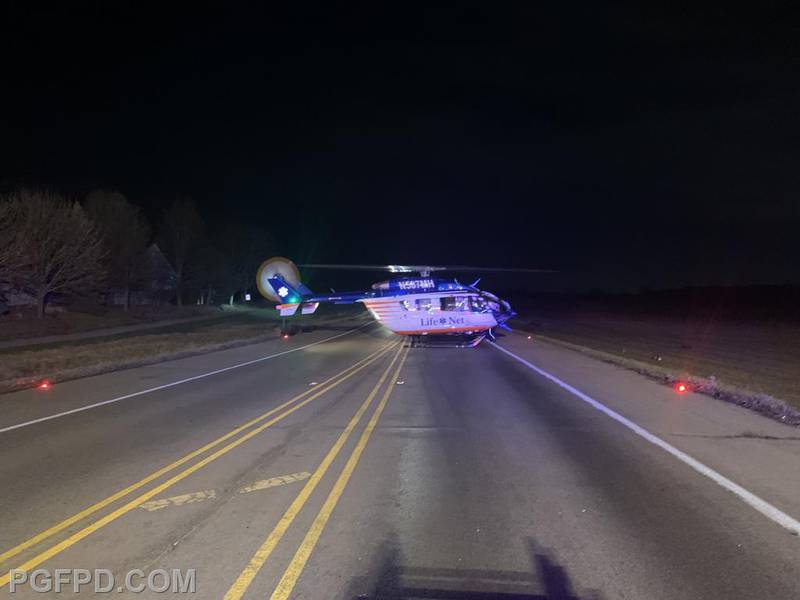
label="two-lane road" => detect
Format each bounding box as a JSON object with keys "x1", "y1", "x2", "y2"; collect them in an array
[{"x1": 1, "y1": 318, "x2": 799, "y2": 598}]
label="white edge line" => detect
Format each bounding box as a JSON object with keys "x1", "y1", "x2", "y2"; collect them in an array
[
  {"x1": 489, "y1": 341, "x2": 800, "y2": 536},
  {"x1": 0, "y1": 323, "x2": 374, "y2": 435}
]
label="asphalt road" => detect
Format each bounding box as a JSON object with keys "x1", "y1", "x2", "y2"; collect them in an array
[{"x1": 1, "y1": 317, "x2": 799, "y2": 599}]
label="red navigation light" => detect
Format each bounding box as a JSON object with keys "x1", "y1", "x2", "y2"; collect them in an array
[
  {"x1": 38, "y1": 380, "x2": 51, "y2": 390},
  {"x1": 675, "y1": 382, "x2": 688, "y2": 394},
  {"x1": 282, "y1": 334, "x2": 290, "y2": 340}
]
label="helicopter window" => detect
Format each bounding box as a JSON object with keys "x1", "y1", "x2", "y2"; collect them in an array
[
  {"x1": 416, "y1": 298, "x2": 434, "y2": 312},
  {"x1": 401, "y1": 298, "x2": 435, "y2": 312},
  {"x1": 440, "y1": 296, "x2": 471, "y2": 311},
  {"x1": 470, "y1": 296, "x2": 489, "y2": 312}
]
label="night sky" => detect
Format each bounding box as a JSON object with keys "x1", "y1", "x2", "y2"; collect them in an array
[{"x1": 2, "y1": 3, "x2": 799, "y2": 292}]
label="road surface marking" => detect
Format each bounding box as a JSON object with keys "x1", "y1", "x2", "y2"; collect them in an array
[
  {"x1": 240, "y1": 472, "x2": 312, "y2": 494},
  {"x1": 0, "y1": 340, "x2": 399, "y2": 584},
  {"x1": 136, "y1": 472, "x2": 312, "y2": 512},
  {"x1": 0, "y1": 339, "x2": 393, "y2": 567},
  {"x1": 490, "y1": 342, "x2": 800, "y2": 537},
  {"x1": 0, "y1": 322, "x2": 374, "y2": 435},
  {"x1": 139, "y1": 490, "x2": 217, "y2": 512},
  {"x1": 223, "y1": 343, "x2": 406, "y2": 600},
  {"x1": 0, "y1": 341, "x2": 399, "y2": 587},
  {"x1": 270, "y1": 346, "x2": 409, "y2": 600}
]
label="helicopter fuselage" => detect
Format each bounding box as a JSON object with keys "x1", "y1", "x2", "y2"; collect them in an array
[
  {"x1": 261, "y1": 267, "x2": 517, "y2": 346},
  {"x1": 361, "y1": 291, "x2": 497, "y2": 335}
]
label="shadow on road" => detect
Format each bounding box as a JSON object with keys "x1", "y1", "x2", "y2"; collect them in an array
[{"x1": 347, "y1": 537, "x2": 604, "y2": 600}]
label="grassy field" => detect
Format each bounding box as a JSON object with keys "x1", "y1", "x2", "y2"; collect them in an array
[
  {"x1": 0, "y1": 305, "x2": 363, "y2": 394},
  {"x1": 0, "y1": 304, "x2": 225, "y2": 342},
  {"x1": 515, "y1": 303, "x2": 800, "y2": 420}
]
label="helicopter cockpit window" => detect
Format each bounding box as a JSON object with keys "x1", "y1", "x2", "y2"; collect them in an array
[{"x1": 440, "y1": 296, "x2": 471, "y2": 311}]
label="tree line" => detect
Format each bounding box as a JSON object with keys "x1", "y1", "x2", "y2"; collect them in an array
[{"x1": 0, "y1": 188, "x2": 273, "y2": 318}]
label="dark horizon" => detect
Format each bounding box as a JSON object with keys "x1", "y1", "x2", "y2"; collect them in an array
[{"x1": 2, "y1": 3, "x2": 799, "y2": 293}]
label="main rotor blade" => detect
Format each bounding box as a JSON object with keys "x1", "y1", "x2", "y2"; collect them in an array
[
  {"x1": 297, "y1": 264, "x2": 555, "y2": 274},
  {"x1": 297, "y1": 264, "x2": 447, "y2": 273},
  {"x1": 433, "y1": 266, "x2": 556, "y2": 273}
]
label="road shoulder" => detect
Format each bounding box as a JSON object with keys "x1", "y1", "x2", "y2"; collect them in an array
[{"x1": 493, "y1": 333, "x2": 800, "y2": 532}]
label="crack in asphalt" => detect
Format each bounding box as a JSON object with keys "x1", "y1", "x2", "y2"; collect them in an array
[{"x1": 665, "y1": 432, "x2": 800, "y2": 441}]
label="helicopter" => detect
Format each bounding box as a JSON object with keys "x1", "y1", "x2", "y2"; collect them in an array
[{"x1": 255, "y1": 257, "x2": 550, "y2": 347}]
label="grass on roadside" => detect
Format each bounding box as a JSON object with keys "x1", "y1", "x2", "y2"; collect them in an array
[
  {"x1": 517, "y1": 311, "x2": 800, "y2": 426},
  {"x1": 0, "y1": 308, "x2": 362, "y2": 395},
  {"x1": 0, "y1": 304, "x2": 226, "y2": 342}
]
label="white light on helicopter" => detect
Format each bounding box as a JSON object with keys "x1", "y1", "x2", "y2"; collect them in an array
[{"x1": 245, "y1": 293, "x2": 252, "y2": 301}]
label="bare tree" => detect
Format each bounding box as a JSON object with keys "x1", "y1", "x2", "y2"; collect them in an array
[
  {"x1": 85, "y1": 190, "x2": 151, "y2": 311},
  {"x1": 0, "y1": 199, "x2": 25, "y2": 284},
  {"x1": 0, "y1": 189, "x2": 106, "y2": 318},
  {"x1": 216, "y1": 222, "x2": 275, "y2": 304},
  {"x1": 194, "y1": 243, "x2": 228, "y2": 306},
  {"x1": 159, "y1": 198, "x2": 204, "y2": 307}
]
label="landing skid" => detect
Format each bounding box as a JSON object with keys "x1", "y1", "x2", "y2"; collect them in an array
[{"x1": 406, "y1": 333, "x2": 487, "y2": 348}]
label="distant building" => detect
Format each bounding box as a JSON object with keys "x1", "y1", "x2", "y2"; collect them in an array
[
  {"x1": 0, "y1": 282, "x2": 34, "y2": 308},
  {"x1": 107, "y1": 243, "x2": 177, "y2": 306}
]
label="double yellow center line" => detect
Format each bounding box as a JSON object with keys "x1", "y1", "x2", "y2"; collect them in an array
[
  {"x1": 225, "y1": 343, "x2": 410, "y2": 600},
  {"x1": 0, "y1": 339, "x2": 400, "y2": 588}
]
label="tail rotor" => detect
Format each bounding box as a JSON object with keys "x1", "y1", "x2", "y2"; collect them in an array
[{"x1": 256, "y1": 257, "x2": 301, "y2": 302}]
